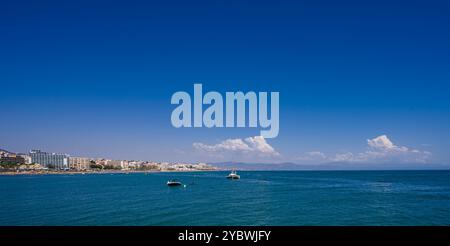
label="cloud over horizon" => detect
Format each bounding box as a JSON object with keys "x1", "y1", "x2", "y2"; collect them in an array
[
  {"x1": 193, "y1": 136, "x2": 280, "y2": 162},
  {"x1": 297, "y1": 135, "x2": 432, "y2": 164},
  {"x1": 193, "y1": 134, "x2": 431, "y2": 165}
]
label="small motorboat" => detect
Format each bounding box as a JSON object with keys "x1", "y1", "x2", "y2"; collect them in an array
[
  {"x1": 226, "y1": 170, "x2": 240, "y2": 179},
  {"x1": 167, "y1": 180, "x2": 182, "y2": 186}
]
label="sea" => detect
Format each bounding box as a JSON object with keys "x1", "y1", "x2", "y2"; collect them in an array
[{"x1": 1, "y1": 171, "x2": 450, "y2": 225}]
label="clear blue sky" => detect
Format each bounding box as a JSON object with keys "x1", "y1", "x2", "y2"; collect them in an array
[{"x1": 1, "y1": 0, "x2": 449, "y2": 166}]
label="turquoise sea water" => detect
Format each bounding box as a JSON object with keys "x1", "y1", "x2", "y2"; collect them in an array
[{"x1": 1, "y1": 171, "x2": 450, "y2": 225}]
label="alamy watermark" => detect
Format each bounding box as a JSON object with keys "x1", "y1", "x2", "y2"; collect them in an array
[{"x1": 171, "y1": 84, "x2": 279, "y2": 138}]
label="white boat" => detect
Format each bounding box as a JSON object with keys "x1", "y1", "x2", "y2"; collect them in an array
[
  {"x1": 167, "y1": 180, "x2": 182, "y2": 186},
  {"x1": 226, "y1": 170, "x2": 240, "y2": 179}
]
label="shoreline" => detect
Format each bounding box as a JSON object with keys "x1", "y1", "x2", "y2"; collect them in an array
[{"x1": 0, "y1": 169, "x2": 222, "y2": 176}]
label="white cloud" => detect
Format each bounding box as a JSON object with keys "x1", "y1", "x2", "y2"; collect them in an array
[
  {"x1": 193, "y1": 138, "x2": 252, "y2": 153},
  {"x1": 298, "y1": 135, "x2": 431, "y2": 164},
  {"x1": 296, "y1": 151, "x2": 327, "y2": 162},
  {"x1": 331, "y1": 152, "x2": 355, "y2": 162},
  {"x1": 244, "y1": 136, "x2": 280, "y2": 156},
  {"x1": 193, "y1": 136, "x2": 280, "y2": 161},
  {"x1": 361, "y1": 135, "x2": 431, "y2": 163},
  {"x1": 367, "y1": 135, "x2": 396, "y2": 150}
]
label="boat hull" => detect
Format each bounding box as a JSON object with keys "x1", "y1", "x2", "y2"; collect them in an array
[{"x1": 226, "y1": 176, "x2": 240, "y2": 179}]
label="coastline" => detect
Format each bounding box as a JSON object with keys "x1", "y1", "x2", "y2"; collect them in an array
[{"x1": 0, "y1": 169, "x2": 222, "y2": 176}]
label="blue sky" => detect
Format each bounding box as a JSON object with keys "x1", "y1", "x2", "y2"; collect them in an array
[{"x1": 1, "y1": 0, "x2": 450, "y2": 166}]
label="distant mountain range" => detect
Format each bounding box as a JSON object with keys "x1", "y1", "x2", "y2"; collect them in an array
[{"x1": 210, "y1": 161, "x2": 450, "y2": 170}]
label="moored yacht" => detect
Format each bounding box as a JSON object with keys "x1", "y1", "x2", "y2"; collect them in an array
[
  {"x1": 226, "y1": 170, "x2": 240, "y2": 179},
  {"x1": 167, "y1": 180, "x2": 182, "y2": 186}
]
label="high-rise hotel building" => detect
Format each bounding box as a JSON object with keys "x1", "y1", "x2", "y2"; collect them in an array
[{"x1": 29, "y1": 150, "x2": 69, "y2": 169}]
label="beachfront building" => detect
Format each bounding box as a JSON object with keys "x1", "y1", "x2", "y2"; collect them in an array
[
  {"x1": 0, "y1": 149, "x2": 12, "y2": 158},
  {"x1": 69, "y1": 157, "x2": 90, "y2": 170},
  {"x1": 127, "y1": 161, "x2": 145, "y2": 169},
  {"x1": 17, "y1": 153, "x2": 32, "y2": 164},
  {"x1": 29, "y1": 150, "x2": 69, "y2": 170},
  {"x1": 195, "y1": 163, "x2": 216, "y2": 170},
  {"x1": 95, "y1": 159, "x2": 129, "y2": 170},
  {"x1": 104, "y1": 160, "x2": 122, "y2": 169}
]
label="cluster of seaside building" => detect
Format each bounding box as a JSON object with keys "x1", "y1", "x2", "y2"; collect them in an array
[{"x1": 0, "y1": 149, "x2": 217, "y2": 172}]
